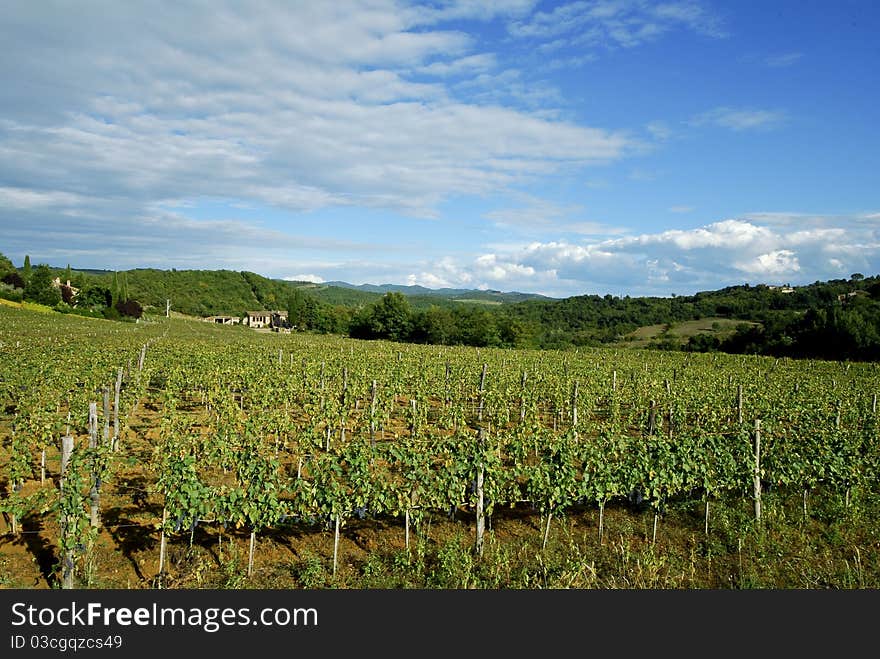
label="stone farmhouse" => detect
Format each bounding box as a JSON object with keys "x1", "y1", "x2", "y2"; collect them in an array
[{"x1": 244, "y1": 310, "x2": 288, "y2": 329}]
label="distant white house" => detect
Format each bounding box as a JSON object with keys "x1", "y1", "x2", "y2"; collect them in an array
[{"x1": 204, "y1": 315, "x2": 239, "y2": 325}]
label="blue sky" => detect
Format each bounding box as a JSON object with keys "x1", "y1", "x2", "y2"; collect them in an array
[{"x1": 1, "y1": 1, "x2": 878, "y2": 297}]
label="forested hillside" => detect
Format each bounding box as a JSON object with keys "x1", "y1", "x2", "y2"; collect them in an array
[{"x1": 2, "y1": 251, "x2": 880, "y2": 360}]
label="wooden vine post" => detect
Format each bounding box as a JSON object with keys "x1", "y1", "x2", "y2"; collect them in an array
[
  {"x1": 369, "y1": 379, "x2": 378, "y2": 448},
  {"x1": 88, "y1": 402, "x2": 100, "y2": 529},
  {"x1": 737, "y1": 385, "x2": 744, "y2": 425},
  {"x1": 158, "y1": 508, "x2": 167, "y2": 587},
  {"x1": 60, "y1": 433, "x2": 75, "y2": 590},
  {"x1": 60, "y1": 435, "x2": 74, "y2": 487},
  {"x1": 474, "y1": 428, "x2": 486, "y2": 558},
  {"x1": 248, "y1": 530, "x2": 256, "y2": 577},
  {"x1": 332, "y1": 516, "x2": 341, "y2": 578},
  {"x1": 113, "y1": 367, "x2": 122, "y2": 451},
  {"x1": 339, "y1": 367, "x2": 348, "y2": 443},
  {"x1": 477, "y1": 363, "x2": 487, "y2": 423},
  {"x1": 102, "y1": 387, "x2": 110, "y2": 444},
  {"x1": 753, "y1": 419, "x2": 762, "y2": 526}
]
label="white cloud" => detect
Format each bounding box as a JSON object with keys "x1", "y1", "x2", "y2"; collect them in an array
[
  {"x1": 483, "y1": 193, "x2": 631, "y2": 240},
  {"x1": 0, "y1": 1, "x2": 634, "y2": 227},
  {"x1": 417, "y1": 53, "x2": 497, "y2": 76},
  {"x1": 508, "y1": 0, "x2": 725, "y2": 47},
  {"x1": 404, "y1": 215, "x2": 880, "y2": 296},
  {"x1": 0, "y1": 186, "x2": 88, "y2": 209},
  {"x1": 765, "y1": 52, "x2": 803, "y2": 67},
  {"x1": 692, "y1": 107, "x2": 787, "y2": 131},
  {"x1": 284, "y1": 274, "x2": 325, "y2": 283},
  {"x1": 646, "y1": 120, "x2": 673, "y2": 141},
  {"x1": 736, "y1": 249, "x2": 800, "y2": 276}
]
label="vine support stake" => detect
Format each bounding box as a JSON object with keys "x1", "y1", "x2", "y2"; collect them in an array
[
  {"x1": 58, "y1": 433, "x2": 76, "y2": 589},
  {"x1": 477, "y1": 363, "x2": 487, "y2": 423},
  {"x1": 340, "y1": 367, "x2": 348, "y2": 443},
  {"x1": 158, "y1": 508, "x2": 167, "y2": 587},
  {"x1": 332, "y1": 516, "x2": 341, "y2": 578},
  {"x1": 113, "y1": 368, "x2": 122, "y2": 451},
  {"x1": 102, "y1": 386, "x2": 110, "y2": 444},
  {"x1": 542, "y1": 511, "x2": 552, "y2": 552},
  {"x1": 737, "y1": 385, "x2": 743, "y2": 425},
  {"x1": 88, "y1": 402, "x2": 101, "y2": 529},
  {"x1": 60, "y1": 434, "x2": 74, "y2": 487},
  {"x1": 248, "y1": 530, "x2": 256, "y2": 577},
  {"x1": 369, "y1": 380, "x2": 378, "y2": 449},
  {"x1": 474, "y1": 428, "x2": 486, "y2": 558},
  {"x1": 753, "y1": 420, "x2": 762, "y2": 526}
]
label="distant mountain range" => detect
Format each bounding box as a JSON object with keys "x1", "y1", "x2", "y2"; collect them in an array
[{"x1": 320, "y1": 281, "x2": 552, "y2": 304}]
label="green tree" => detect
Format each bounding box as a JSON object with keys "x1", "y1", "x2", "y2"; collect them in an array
[
  {"x1": 0, "y1": 252, "x2": 15, "y2": 277},
  {"x1": 371, "y1": 292, "x2": 413, "y2": 341},
  {"x1": 287, "y1": 288, "x2": 318, "y2": 329},
  {"x1": 23, "y1": 264, "x2": 61, "y2": 306},
  {"x1": 411, "y1": 306, "x2": 456, "y2": 344},
  {"x1": 349, "y1": 292, "x2": 413, "y2": 341},
  {"x1": 111, "y1": 271, "x2": 120, "y2": 305},
  {"x1": 78, "y1": 286, "x2": 112, "y2": 310},
  {"x1": 22, "y1": 255, "x2": 31, "y2": 282}
]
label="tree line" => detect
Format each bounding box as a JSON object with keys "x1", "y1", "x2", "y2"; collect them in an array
[
  {"x1": 4, "y1": 250, "x2": 880, "y2": 360},
  {"x1": 0, "y1": 253, "x2": 142, "y2": 320}
]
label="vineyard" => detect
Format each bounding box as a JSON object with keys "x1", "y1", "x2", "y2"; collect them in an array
[{"x1": 1, "y1": 303, "x2": 878, "y2": 589}]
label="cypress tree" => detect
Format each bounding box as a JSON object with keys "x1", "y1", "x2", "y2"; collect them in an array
[
  {"x1": 111, "y1": 271, "x2": 120, "y2": 306},
  {"x1": 22, "y1": 255, "x2": 31, "y2": 282}
]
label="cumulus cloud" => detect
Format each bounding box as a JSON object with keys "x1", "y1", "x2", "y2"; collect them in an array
[
  {"x1": 284, "y1": 274, "x2": 325, "y2": 284},
  {"x1": 736, "y1": 249, "x2": 801, "y2": 276},
  {"x1": 404, "y1": 215, "x2": 880, "y2": 297}
]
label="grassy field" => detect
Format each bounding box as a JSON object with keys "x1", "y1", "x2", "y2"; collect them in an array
[{"x1": 618, "y1": 317, "x2": 758, "y2": 348}]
